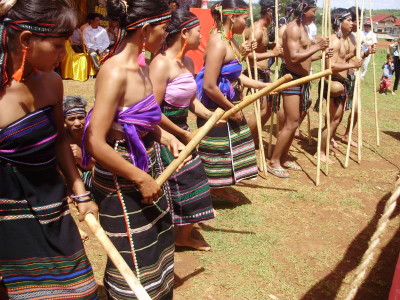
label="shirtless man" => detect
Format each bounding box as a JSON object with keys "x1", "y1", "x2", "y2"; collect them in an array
[
  {"x1": 243, "y1": 0, "x2": 283, "y2": 146},
  {"x1": 267, "y1": 0, "x2": 331, "y2": 178},
  {"x1": 338, "y1": 6, "x2": 376, "y2": 148},
  {"x1": 319, "y1": 8, "x2": 362, "y2": 163}
]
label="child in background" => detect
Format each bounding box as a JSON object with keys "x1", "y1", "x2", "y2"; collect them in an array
[{"x1": 379, "y1": 54, "x2": 395, "y2": 95}]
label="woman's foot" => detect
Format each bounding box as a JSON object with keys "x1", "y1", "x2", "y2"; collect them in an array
[
  {"x1": 314, "y1": 152, "x2": 335, "y2": 164},
  {"x1": 175, "y1": 236, "x2": 211, "y2": 251},
  {"x1": 211, "y1": 188, "x2": 240, "y2": 203}
]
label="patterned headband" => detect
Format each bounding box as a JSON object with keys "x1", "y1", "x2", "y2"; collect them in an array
[
  {"x1": 222, "y1": 8, "x2": 250, "y2": 15},
  {"x1": 125, "y1": 12, "x2": 172, "y2": 31},
  {"x1": 168, "y1": 17, "x2": 200, "y2": 35},
  {"x1": 64, "y1": 105, "x2": 87, "y2": 117},
  {"x1": 0, "y1": 18, "x2": 71, "y2": 90},
  {"x1": 101, "y1": 11, "x2": 171, "y2": 64},
  {"x1": 337, "y1": 11, "x2": 351, "y2": 21}
]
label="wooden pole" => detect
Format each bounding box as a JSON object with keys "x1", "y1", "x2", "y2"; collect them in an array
[
  {"x1": 84, "y1": 214, "x2": 152, "y2": 300},
  {"x1": 267, "y1": 0, "x2": 280, "y2": 158},
  {"x1": 316, "y1": 0, "x2": 327, "y2": 186},
  {"x1": 325, "y1": 0, "x2": 332, "y2": 174},
  {"x1": 307, "y1": 111, "x2": 312, "y2": 145},
  {"x1": 369, "y1": 0, "x2": 380, "y2": 146},
  {"x1": 358, "y1": 0, "x2": 365, "y2": 162},
  {"x1": 249, "y1": 0, "x2": 267, "y2": 175}
]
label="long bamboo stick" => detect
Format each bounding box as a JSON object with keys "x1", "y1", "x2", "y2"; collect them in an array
[
  {"x1": 358, "y1": 0, "x2": 365, "y2": 162},
  {"x1": 316, "y1": 0, "x2": 327, "y2": 186},
  {"x1": 84, "y1": 214, "x2": 151, "y2": 300},
  {"x1": 369, "y1": 0, "x2": 380, "y2": 146},
  {"x1": 249, "y1": 0, "x2": 267, "y2": 175},
  {"x1": 325, "y1": 0, "x2": 332, "y2": 174}
]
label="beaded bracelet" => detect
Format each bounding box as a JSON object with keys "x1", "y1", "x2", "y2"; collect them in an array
[{"x1": 70, "y1": 191, "x2": 92, "y2": 203}]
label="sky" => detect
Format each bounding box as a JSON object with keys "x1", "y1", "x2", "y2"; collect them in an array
[{"x1": 243, "y1": 0, "x2": 400, "y2": 10}]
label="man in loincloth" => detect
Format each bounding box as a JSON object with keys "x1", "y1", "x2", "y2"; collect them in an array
[
  {"x1": 319, "y1": 8, "x2": 362, "y2": 164},
  {"x1": 243, "y1": 0, "x2": 283, "y2": 147},
  {"x1": 267, "y1": 0, "x2": 331, "y2": 178}
]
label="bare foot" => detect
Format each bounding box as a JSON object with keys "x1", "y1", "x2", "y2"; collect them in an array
[
  {"x1": 392, "y1": 91, "x2": 397, "y2": 96},
  {"x1": 314, "y1": 152, "x2": 335, "y2": 164},
  {"x1": 330, "y1": 138, "x2": 339, "y2": 149},
  {"x1": 343, "y1": 136, "x2": 358, "y2": 148},
  {"x1": 211, "y1": 188, "x2": 240, "y2": 203},
  {"x1": 175, "y1": 237, "x2": 211, "y2": 251}
]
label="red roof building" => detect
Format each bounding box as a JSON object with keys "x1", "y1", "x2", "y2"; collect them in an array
[{"x1": 371, "y1": 14, "x2": 400, "y2": 36}]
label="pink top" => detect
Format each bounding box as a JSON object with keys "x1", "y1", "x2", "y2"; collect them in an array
[{"x1": 164, "y1": 73, "x2": 197, "y2": 108}]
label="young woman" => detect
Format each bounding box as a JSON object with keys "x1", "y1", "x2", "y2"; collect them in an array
[
  {"x1": 150, "y1": 10, "x2": 216, "y2": 251},
  {"x1": 0, "y1": 0, "x2": 98, "y2": 298},
  {"x1": 82, "y1": 0, "x2": 182, "y2": 298},
  {"x1": 195, "y1": 0, "x2": 268, "y2": 203}
]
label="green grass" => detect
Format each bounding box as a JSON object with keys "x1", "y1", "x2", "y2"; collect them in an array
[{"x1": 64, "y1": 46, "x2": 400, "y2": 299}]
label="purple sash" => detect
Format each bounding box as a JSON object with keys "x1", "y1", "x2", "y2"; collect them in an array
[{"x1": 82, "y1": 94, "x2": 162, "y2": 172}]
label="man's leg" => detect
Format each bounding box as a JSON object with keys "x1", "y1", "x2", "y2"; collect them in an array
[
  {"x1": 269, "y1": 93, "x2": 301, "y2": 175},
  {"x1": 88, "y1": 49, "x2": 100, "y2": 71},
  {"x1": 248, "y1": 99, "x2": 271, "y2": 147},
  {"x1": 360, "y1": 55, "x2": 371, "y2": 80},
  {"x1": 321, "y1": 99, "x2": 344, "y2": 163}
]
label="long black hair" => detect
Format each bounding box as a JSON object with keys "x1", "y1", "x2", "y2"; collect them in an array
[{"x1": 164, "y1": 9, "x2": 198, "y2": 48}]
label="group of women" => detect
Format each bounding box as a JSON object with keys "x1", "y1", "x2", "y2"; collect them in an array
[{"x1": 0, "y1": 0, "x2": 271, "y2": 298}]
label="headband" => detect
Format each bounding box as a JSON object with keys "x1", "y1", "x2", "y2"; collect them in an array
[
  {"x1": 296, "y1": 1, "x2": 317, "y2": 23},
  {"x1": 64, "y1": 105, "x2": 87, "y2": 117},
  {"x1": 222, "y1": 8, "x2": 250, "y2": 15},
  {"x1": 167, "y1": 17, "x2": 200, "y2": 35},
  {"x1": 334, "y1": 11, "x2": 351, "y2": 38},
  {"x1": 0, "y1": 18, "x2": 71, "y2": 90},
  {"x1": 101, "y1": 11, "x2": 172, "y2": 63}
]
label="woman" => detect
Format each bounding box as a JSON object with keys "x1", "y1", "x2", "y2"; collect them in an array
[
  {"x1": 82, "y1": 0, "x2": 181, "y2": 298},
  {"x1": 196, "y1": 0, "x2": 268, "y2": 203},
  {"x1": 150, "y1": 9, "x2": 216, "y2": 251},
  {"x1": 0, "y1": 0, "x2": 98, "y2": 299}
]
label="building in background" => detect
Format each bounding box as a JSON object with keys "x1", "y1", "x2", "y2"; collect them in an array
[{"x1": 371, "y1": 14, "x2": 400, "y2": 40}]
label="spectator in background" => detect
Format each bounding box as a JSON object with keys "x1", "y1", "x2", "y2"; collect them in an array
[
  {"x1": 389, "y1": 38, "x2": 400, "y2": 95},
  {"x1": 379, "y1": 54, "x2": 395, "y2": 95},
  {"x1": 106, "y1": 17, "x2": 119, "y2": 49},
  {"x1": 70, "y1": 26, "x2": 83, "y2": 53},
  {"x1": 307, "y1": 21, "x2": 317, "y2": 43},
  {"x1": 83, "y1": 13, "x2": 110, "y2": 71},
  {"x1": 360, "y1": 19, "x2": 377, "y2": 80},
  {"x1": 169, "y1": 0, "x2": 180, "y2": 11},
  {"x1": 278, "y1": 5, "x2": 294, "y2": 28}
]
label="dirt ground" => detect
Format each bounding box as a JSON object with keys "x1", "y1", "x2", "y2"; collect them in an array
[{"x1": 65, "y1": 46, "x2": 400, "y2": 299}]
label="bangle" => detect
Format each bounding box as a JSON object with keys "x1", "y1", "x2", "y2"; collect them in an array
[
  {"x1": 71, "y1": 191, "x2": 90, "y2": 199},
  {"x1": 70, "y1": 191, "x2": 92, "y2": 203}
]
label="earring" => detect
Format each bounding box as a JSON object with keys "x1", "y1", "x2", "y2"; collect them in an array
[
  {"x1": 227, "y1": 23, "x2": 234, "y2": 40},
  {"x1": 12, "y1": 48, "x2": 27, "y2": 82},
  {"x1": 175, "y1": 39, "x2": 187, "y2": 59}
]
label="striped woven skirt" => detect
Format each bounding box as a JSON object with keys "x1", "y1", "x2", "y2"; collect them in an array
[
  {"x1": 0, "y1": 106, "x2": 97, "y2": 299},
  {"x1": 92, "y1": 141, "x2": 174, "y2": 300},
  {"x1": 158, "y1": 103, "x2": 214, "y2": 226},
  {"x1": 196, "y1": 114, "x2": 258, "y2": 187}
]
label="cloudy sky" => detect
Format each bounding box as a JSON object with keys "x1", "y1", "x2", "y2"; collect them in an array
[{"x1": 244, "y1": 0, "x2": 400, "y2": 10}]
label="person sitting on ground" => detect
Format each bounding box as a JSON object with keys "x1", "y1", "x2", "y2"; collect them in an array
[
  {"x1": 63, "y1": 95, "x2": 94, "y2": 190},
  {"x1": 83, "y1": 12, "x2": 110, "y2": 71},
  {"x1": 379, "y1": 54, "x2": 395, "y2": 95}
]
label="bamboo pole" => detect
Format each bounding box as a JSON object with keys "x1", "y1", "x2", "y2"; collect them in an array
[
  {"x1": 307, "y1": 111, "x2": 312, "y2": 145},
  {"x1": 84, "y1": 214, "x2": 151, "y2": 300},
  {"x1": 316, "y1": 0, "x2": 327, "y2": 186},
  {"x1": 267, "y1": 0, "x2": 280, "y2": 158},
  {"x1": 249, "y1": 0, "x2": 267, "y2": 175},
  {"x1": 156, "y1": 108, "x2": 225, "y2": 185},
  {"x1": 358, "y1": 0, "x2": 365, "y2": 162},
  {"x1": 369, "y1": 0, "x2": 380, "y2": 146},
  {"x1": 325, "y1": 0, "x2": 332, "y2": 174},
  {"x1": 345, "y1": 0, "x2": 363, "y2": 167}
]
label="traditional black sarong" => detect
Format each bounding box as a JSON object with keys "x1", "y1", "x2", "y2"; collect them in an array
[
  {"x1": 158, "y1": 73, "x2": 214, "y2": 225},
  {"x1": 92, "y1": 141, "x2": 174, "y2": 300},
  {"x1": 279, "y1": 63, "x2": 312, "y2": 112},
  {"x1": 314, "y1": 74, "x2": 354, "y2": 111},
  {"x1": 0, "y1": 106, "x2": 97, "y2": 299},
  {"x1": 196, "y1": 60, "x2": 258, "y2": 187}
]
